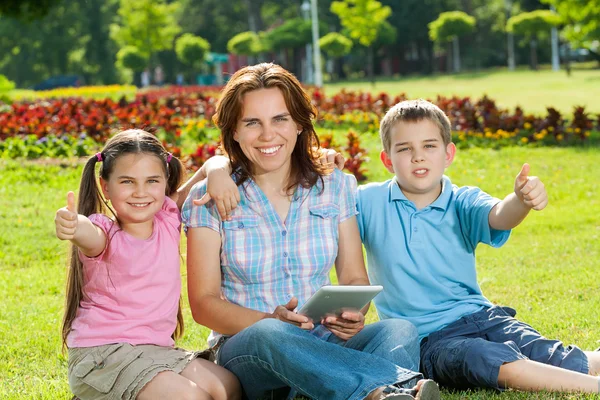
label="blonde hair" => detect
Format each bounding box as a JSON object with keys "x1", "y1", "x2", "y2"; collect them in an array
[{"x1": 380, "y1": 99, "x2": 451, "y2": 153}]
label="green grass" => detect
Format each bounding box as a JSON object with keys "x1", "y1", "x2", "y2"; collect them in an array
[
  {"x1": 324, "y1": 67, "x2": 600, "y2": 116},
  {"x1": 1, "y1": 145, "x2": 599, "y2": 399}
]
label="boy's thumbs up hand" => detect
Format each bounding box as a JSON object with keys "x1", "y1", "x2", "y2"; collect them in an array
[
  {"x1": 55, "y1": 191, "x2": 79, "y2": 240},
  {"x1": 514, "y1": 163, "x2": 548, "y2": 211}
]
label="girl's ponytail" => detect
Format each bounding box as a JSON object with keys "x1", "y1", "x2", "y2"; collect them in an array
[
  {"x1": 61, "y1": 155, "x2": 105, "y2": 349},
  {"x1": 165, "y1": 153, "x2": 184, "y2": 197}
]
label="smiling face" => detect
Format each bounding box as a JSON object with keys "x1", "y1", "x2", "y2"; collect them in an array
[
  {"x1": 100, "y1": 152, "x2": 167, "y2": 229},
  {"x1": 381, "y1": 119, "x2": 456, "y2": 208},
  {"x1": 233, "y1": 87, "x2": 302, "y2": 179}
]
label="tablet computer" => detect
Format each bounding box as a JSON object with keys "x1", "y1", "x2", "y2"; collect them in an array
[{"x1": 298, "y1": 285, "x2": 383, "y2": 321}]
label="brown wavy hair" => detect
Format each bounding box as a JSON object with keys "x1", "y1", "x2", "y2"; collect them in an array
[
  {"x1": 62, "y1": 129, "x2": 185, "y2": 349},
  {"x1": 213, "y1": 63, "x2": 329, "y2": 193}
]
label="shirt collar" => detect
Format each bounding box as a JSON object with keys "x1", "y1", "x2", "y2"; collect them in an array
[{"x1": 388, "y1": 175, "x2": 452, "y2": 211}]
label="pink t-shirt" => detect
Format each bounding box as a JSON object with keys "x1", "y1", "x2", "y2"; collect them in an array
[{"x1": 67, "y1": 197, "x2": 182, "y2": 348}]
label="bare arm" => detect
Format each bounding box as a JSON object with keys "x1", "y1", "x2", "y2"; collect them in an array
[
  {"x1": 489, "y1": 163, "x2": 548, "y2": 231},
  {"x1": 55, "y1": 191, "x2": 106, "y2": 257},
  {"x1": 324, "y1": 216, "x2": 370, "y2": 340},
  {"x1": 186, "y1": 227, "x2": 313, "y2": 335},
  {"x1": 172, "y1": 165, "x2": 208, "y2": 210}
]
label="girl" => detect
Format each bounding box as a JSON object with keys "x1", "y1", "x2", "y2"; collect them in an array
[{"x1": 54, "y1": 129, "x2": 240, "y2": 400}]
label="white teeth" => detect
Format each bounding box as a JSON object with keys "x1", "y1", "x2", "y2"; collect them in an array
[
  {"x1": 130, "y1": 203, "x2": 150, "y2": 207},
  {"x1": 415, "y1": 169, "x2": 427, "y2": 174},
  {"x1": 258, "y1": 146, "x2": 281, "y2": 154}
]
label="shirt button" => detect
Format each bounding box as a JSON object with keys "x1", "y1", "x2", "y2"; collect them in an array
[
  {"x1": 413, "y1": 228, "x2": 418, "y2": 232},
  {"x1": 283, "y1": 252, "x2": 288, "y2": 257},
  {"x1": 238, "y1": 222, "x2": 244, "y2": 229},
  {"x1": 282, "y1": 230, "x2": 287, "y2": 236}
]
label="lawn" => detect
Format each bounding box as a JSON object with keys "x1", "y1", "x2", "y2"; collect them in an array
[
  {"x1": 1, "y1": 143, "x2": 599, "y2": 399},
  {"x1": 325, "y1": 67, "x2": 600, "y2": 116}
]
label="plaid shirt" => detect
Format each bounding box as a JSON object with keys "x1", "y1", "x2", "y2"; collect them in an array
[{"x1": 182, "y1": 169, "x2": 358, "y2": 346}]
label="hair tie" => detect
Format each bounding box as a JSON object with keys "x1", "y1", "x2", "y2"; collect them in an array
[
  {"x1": 95, "y1": 152, "x2": 103, "y2": 162},
  {"x1": 166, "y1": 153, "x2": 173, "y2": 163}
]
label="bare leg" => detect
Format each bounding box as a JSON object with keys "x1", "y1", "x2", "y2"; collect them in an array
[
  {"x1": 498, "y1": 359, "x2": 599, "y2": 393},
  {"x1": 180, "y1": 358, "x2": 242, "y2": 400},
  {"x1": 136, "y1": 370, "x2": 213, "y2": 400},
  {"x1": 584, "y1": 351, "x2": 600, "y2": 375}
]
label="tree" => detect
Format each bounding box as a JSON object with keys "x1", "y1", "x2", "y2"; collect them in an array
[
  {"x1": 319, "y1": 32, "x2": 353, "y2": 80},
  {"x1": 116, "y1": 46, "x2": 148, "y2": 77},
  {"x1": 175, "y1": 33, "x2": 210, "y2": 81},
  {"x1": 110, "y1": 0, "x2": 181, "y2": 68},
  {"x1": 331, "y1": 0, "x2": 392, "y2": 84},
  {"x1": 542, "y1": 0, "x2": 600, "y2": 63},
  {"x1": 227, "y1": 31, "x2": 264, "y2": 56},
  {"x1": 429, "y1": 11, "x2": 476, "y2": 73},
  {"x1": 507, "y1": 10, "x2": 561, "y2": 69},
  {"x1": 0, "y1": 0, "x2": 62, "y2": 20}
]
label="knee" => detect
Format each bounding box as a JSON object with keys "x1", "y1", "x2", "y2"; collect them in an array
[
  {"x1": 207, "y1": 370, "x2": 242, "y2": 400},
  {"x1": 378, "y1": 319, "x2": 419, "y2": 346},
  {"x1": 246, "y1": 318, "x2": 294, "y2": 338},
  {"x1": 178, "y1": 386, "x2": 215, "y2": 400},
  {"x1": 241, "y1": 318, "x2": 296, "y2": 355}
]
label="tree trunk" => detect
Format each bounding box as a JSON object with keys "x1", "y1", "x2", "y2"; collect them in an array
[
  {"x1": 530, "y1": 39, "x2": 538, "y2": 70},
  {"x1": 368, "y1": 46, "x2": 375, "y2": 87},
  {"x1": 562, "y1": 41, "x2": 571, "y2": 77},
  {"x1": 453, "y1": 37, "x2": 460, "y2": 73}
]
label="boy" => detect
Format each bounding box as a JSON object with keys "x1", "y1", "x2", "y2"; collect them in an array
[{"x1": 356, "y1": 99, "x2": 600, "y2": 393}]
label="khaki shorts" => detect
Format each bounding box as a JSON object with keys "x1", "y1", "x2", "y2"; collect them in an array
[{"x1": 68, "y1": 343, "x2": 211, "y2": 400}]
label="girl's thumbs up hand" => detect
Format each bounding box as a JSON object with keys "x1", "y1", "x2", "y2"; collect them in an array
[{"x1": 55, "y1": 191, "x2": 79, "y2": 240}]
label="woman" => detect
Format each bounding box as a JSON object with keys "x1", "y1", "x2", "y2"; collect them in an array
[{"x1": 182, "y1": 63, "x2": 439, "y2": 400}]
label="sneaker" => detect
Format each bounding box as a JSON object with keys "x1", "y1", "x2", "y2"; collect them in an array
[{"x1": 380, "y1": 379, "x2": 440, "y2": 400}]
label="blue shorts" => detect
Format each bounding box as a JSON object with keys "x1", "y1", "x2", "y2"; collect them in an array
[{"x1": 420, "y1": 305, "x2": 589, "y2": 390}]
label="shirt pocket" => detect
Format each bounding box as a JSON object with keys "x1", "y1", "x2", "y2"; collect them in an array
[
  {"x1": 221, "y1": 214, "x2": 267, "y2": 284},
  {"x1": 296, "y1": 203, "x2": 340, "y2": 278},
  {"x1": 71, "y1": 343, "x2": 145, "y2": 394},
  {"x1": 309, "y1": 203, "x2": 340, "y2": 220}
]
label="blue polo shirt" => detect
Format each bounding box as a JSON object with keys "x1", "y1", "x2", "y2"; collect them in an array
[{"x1": 357, "y1": 175, "x2": 511, "y2": 339}]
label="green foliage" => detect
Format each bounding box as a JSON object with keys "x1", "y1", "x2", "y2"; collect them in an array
[
  {"x1": 175, "y1": 33, "x2": 210, "y2": 68},
  {"x1": 507, "y1": 10, "x2": 562, "y2": 39},
  {"x1": 0, "y1": 0, "x2": 61, "y2": 20},
  {"x1": 263, "y1": 18, "x2": 312, "y2": 51},
  {"x1": 428, "y1": 11, "x2": 476, "y2": 43},
  {"x1": 116, "y1": 45, "x2": 148, "y2": 72},
  {"x1": 319, "y1": 32, "x2": 353, "y2": 58},
  {"x1": 0, "y1": 74, "x2": 16, "y2": 92},
  {"x1": 110, "y1": 0, "x2": 181, "y2": 61},
  {"x1": 541, "y1": 0, "x2": 599, "y2": 48},
  {"x1": 373, "y1": 20, "x2": 397, "y2": 47},
  {"x1": 227, "y1": 31, "x2": 263, "y2": 56},
  {"x1": 331, "y1": 0, "x2": 392, "y2": 47},
  {"x1": 0, "y1": 134, "x2": 99, "y2": 159}
]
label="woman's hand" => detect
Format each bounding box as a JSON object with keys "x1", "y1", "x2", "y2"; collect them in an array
[
  {"x1": 193, "y1": 168, "x2": 240, "y2": 221},
  {"x1": 322, "y1": 310, "x2": 365, "y2": 340},
  {"x1": 270, "y1": 297, "x2": 314, "y2": 330}
]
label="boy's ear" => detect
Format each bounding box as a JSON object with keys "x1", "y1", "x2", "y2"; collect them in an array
[
  {"x1": 380, "y1": 150, "x2": 395, "y2": 174},
  {"x1": 99, "y1": 177, "x2": 110, "y2": 201},
  {"x1": 445, "y1": 142, "x2": 456, "y2": 167}
]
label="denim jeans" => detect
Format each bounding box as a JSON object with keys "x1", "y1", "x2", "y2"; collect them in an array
[
  {"x1": 217, "y1": 318, "x2": 421, "y2": 400},
  {"x1": 420, "y1": 305, "x2": 589, "y2": 389}
]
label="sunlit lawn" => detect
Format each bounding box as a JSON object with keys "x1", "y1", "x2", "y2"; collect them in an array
[
  {"x1": 1, "y1": 141, "x2": 599, "y2": 398},
  {"x1": 325, "y1": 66, "x2": 600, "y2": 116}
]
